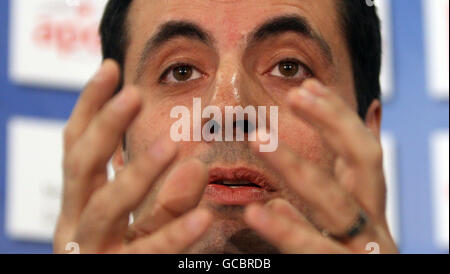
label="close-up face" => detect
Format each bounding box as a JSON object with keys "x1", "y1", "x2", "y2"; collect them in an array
[
  {"x1": 4, "y1": 0, "x2": 448, "y2": 256},
  {"x1": 113, "y1": 0, "x2": 376, "y2": 253}
]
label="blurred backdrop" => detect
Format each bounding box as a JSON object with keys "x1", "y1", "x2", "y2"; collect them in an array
[{"x1": 0, "y1": 0, "x2": 448, "y2": 254}]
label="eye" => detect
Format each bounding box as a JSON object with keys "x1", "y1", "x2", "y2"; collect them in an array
[
  {"x1": 160, "y1": 64, "x2": 203, "y2": 83},
  {"x1": 269, "y1": 59, "x2": 312, "y2": 80}
]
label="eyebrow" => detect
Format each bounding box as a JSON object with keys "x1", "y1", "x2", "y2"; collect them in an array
[
  {"x1": 248, "y1": 15, "x2": 333, "y2": 65},
  {"x1": 136, "y1": 21, "x2": 214, "y2": 81},
  {"x1": 135, "y1": 15, "x2": 333, "y2": 81}
]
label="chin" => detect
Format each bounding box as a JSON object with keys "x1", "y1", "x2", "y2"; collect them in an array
[{"x1": 186, "y1": 201, "x2": 280, "y2": 254}]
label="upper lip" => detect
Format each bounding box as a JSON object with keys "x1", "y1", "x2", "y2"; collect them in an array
[{"x1": 208, "y1": 166, "x2": 277, "y2": 191}]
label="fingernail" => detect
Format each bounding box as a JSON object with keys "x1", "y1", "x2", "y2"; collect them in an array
[
  {"x1": 92, "y1": 62, "x2": 107, "y2": 83},
  {"x1": 265, "y1": 199, "x2": 278, "y2": 209},
  {"x1": 186, "y1": 210, "x2": 210, "y2": 234},
  {"x1": 149, "y1": 135, "x2": 177, "y2": 159},
  {"x1": 250, "y1": 204, "x2": 271, "y2": 225},
  {"x1": 297, "y1": 88, "x2": 317, "y2": 105},
  {"x1": 308, "y1": 80, "x2": 329, "y2": 96}
]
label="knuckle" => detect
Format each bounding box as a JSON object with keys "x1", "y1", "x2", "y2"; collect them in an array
[
  {"x1": 335, "y1": 197, "x2": 353, "y2": 215},
  {"x1": 64, "y1": 148, "x2": 93, "y2": 179},
  {"x1": 110, "y1": 185, "x2": 134, "y2": 212},
  {"x1": 154, "y1": 201, "x2": 183, "y2": 220},
  {"x1": 330, "y1": 197, "x2": 356, "y2": 229},
  {"x1": 95, "y1": 106, "x2": 120, "y2": 134},
  {"x1": 87, "y1": 191, "x2": 112, "y2": 221},
  {"x1": 63, "y1": 126, "x2": 75, "y2": 149},
  {"x1": 64, "y1": 150, "x2": 82, "y2": 178},
  {"x1": 112, "y1": 176, "x2": 136, "y2": 204}
]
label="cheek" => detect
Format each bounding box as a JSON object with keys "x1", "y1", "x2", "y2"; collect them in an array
[
  {"x1": 126, "y1": 101, "x2": 174, "y2": 156},
  {"x1": 125, "y1": 96, "x2": 202, "y2": 160},
  {"x1": 278, "y1": 110, "x2": 335, "y2": 170}
]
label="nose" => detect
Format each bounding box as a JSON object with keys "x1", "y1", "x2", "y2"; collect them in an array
[
  {"x1": 207, "y1": 62, "x2": 248, "y2": 107},
  {"x1": 200, "y1": 60, "x2": 263, "y2": 141}
]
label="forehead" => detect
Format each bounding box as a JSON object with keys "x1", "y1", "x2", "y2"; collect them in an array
[{"x1": 126, "y1": 0, "x2": 340, "y2": 49}]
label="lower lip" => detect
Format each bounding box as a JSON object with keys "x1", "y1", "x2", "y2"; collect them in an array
[{"x1": 204, "y1": 184, "x2": 269, "y2": 205}]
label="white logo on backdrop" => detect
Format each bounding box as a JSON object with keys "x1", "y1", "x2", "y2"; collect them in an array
[
  {"x1": 6, "y1": 117, "x2": 115, "y2": 242},
  {"x1": 381, "y1": 133, "x2": 400, "y2": 243},
  {"x1": 423, "y1": 0, "x2": 450, "y2": 99},
  {"x1": 431, "y1": 131, "x2": 449, "y2": 250},
  {"x1": 9, "y1": 0, "x2": 107, "y2": 91},
  {"x1": 377, "y1": 0, "x2": 394, "y2": 100},
  {"x1": 6, "y1": 117, "x2": 65, "y2": 242}
]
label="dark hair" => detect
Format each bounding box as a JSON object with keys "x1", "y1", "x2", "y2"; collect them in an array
[
  {"x1": 338, "y1": 0, "x2": 382, "y2": 118},
  {"x1": 99, "y1": 0, "x2": 382, "y2": 118},
  {"x1": 99, "y1": 0, "x2": 132, "y2": 91}
]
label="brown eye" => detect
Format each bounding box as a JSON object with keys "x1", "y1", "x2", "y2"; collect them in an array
[
  {"x1": 269, "y1": 59, "x2": 312, "y2": 80},
  {"x1": 173, "y1": 65, "x2": 193, "y2": 81},
  {"x1": 161, "y1": 63, "x2": 203, "y2": 83},
  {"x1": 278, "y1": 61, "x2": 299, "y2": 77}
]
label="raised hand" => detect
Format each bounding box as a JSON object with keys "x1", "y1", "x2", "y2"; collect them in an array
[
  {"x1": 54, "y1": 60, "x2": 212, "y2": 254},
  {"x1": 244, "y1": 79, "x2": 398, "y2": 254}
]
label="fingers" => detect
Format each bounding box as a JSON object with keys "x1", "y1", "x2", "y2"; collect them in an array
[
  {"x1": 132, "y1": 158, "x2": 209, "y2": 234},
  {"x1": 64, "y1": 59, "x2": 120, "y2": 152},
  {"x1": 73, "y1": 137, "x2": 178, "y2": 250},
  {"x1": 286, "y1": 79, "x2": 385, "y2": 216},
  {"x1": 265, "y1": 198, "x2": 311, "y2": 226},
  {"x1": 71, "y1": 86, "x2": 141, "y2": 176},
  {"x1": 124, "y1": 209, "x2": 213, "y2": 254},
  {"x1": 250, "y1": 140, "x2": 362, "y2": 235},
  {"x1": 245, "y1": 203, "x2": 348, "y2": 254},
  {"x1": 249, "y1": 139, "x2": 386, "y2": 251},
  {"x1": 266, "y1": 200, "x2": 398, "y2": 253},
  {"x1": 287, "y1": 79, "x2": 381, "y2": 168},
  {"x1": 61, "y1": 86, "x2": 142, "y2": 221},
  {"x1": 56, "y1": 60, "x2": 121, "y2": 250}
]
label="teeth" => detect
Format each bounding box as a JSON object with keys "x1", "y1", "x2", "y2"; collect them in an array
[{"x1": 213, "y1": 180, "x2": 260, "y2": 188}]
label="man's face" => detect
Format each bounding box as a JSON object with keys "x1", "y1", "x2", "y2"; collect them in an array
[{"x1": 117, "y1": 0, "x2": 358, "y2": 253}]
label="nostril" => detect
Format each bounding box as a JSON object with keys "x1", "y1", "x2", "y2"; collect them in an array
[
  {"x1": 207, "y1": 119, "x2": 220, "y2": 135},
  {"x1": 234, "y1": 120, "x2": 255, "y2": 134},
  {"x1": 245, "y1": 120, "x2": 255, "y2": 134}
]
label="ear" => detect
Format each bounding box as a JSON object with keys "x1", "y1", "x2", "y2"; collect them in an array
[
  {"x1": 112, "y1": 141, "x2": 127, "y2": 173},
  {"x1": 364, "y1": 99, "x2": 382, "y2": 142}
]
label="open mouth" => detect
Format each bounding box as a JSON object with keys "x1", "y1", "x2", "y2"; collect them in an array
[
  {"x1": 210, "y1": 180, "x2": 262, "y2": 189},
  {"x1": 204, "y1": 167, "x2": 275, "y2": 205}
]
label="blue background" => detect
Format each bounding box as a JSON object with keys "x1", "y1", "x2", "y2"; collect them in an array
[{"x1": 0, "y1": 0, "x2": 448, "y2": 253}]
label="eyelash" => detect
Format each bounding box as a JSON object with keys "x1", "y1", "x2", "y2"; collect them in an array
[
  {"x1": 159, "y1": 63, "x2": 203, "y2": 84},
  {"x1": 159, "y1": 58, "x2": 313, "y2": 84},
  {"x1": 268, "y1": 58, "x2": 314, "y2": 80}
]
